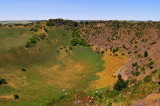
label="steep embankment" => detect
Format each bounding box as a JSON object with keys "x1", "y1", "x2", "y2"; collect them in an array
[{"x1": 79, "y1": 21, "x2": 160, "y2": 81}]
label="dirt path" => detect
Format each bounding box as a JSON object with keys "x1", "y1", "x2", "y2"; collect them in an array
[{"x1": 90, "y1": 51, "x2": 128, "y2": 89}]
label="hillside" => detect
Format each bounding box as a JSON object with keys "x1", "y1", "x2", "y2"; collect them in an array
[
  {"x1": 0, "y1": 19, "x2": 160, "y2": 106},
  {"x1": 79, "y1": 21, "x2": 160, "y2": 81}
]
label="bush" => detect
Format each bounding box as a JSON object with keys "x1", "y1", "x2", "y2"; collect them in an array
[
  {"x1": 143, "y1": 75, "x2": 152, "y2": 82},
  {"x1": 46, "y1": 19, "x2": 54, "y2": 26},
  {"x1": 141, "y1": 67, "x2": 145, "y2": 71},
  {"x1": 39, "y1": 34, "x2": 47, "y2": 40},
  {"x1": 70, "y1": 39, "x2": 90, "y2": 47},
  {"x1": 132, "y1": 71, "x2": 140, "y2": 76},
  {"x1": 114, "y1": 74, "x2": 127, "y2": 91},
  {"x1": 26, "y1": 36, "x2": 39, "y2": 48},
  {"x1": 112, "y1": 47, "x2": 119, "y2": 53},
  {"x1": 149, "y1": 66, "x2": 153, "y2": 69},
  {"x1": 22, "y1": 68, "x2": 26, "y2": 71},
  {"x1": 30, "y1": 27, "x2": 38, "y2": 32},
  {"x1": 132, "y1": 62, "x2": 138, "y2": 67},
  {"x1": 144, "y1": 51, "x2": 148, "y2": 57},
  {"x1": 152, "y1": 69, "x2": 159, "y2": 74},
  {"x1": 13, "y1": 94, "x2": 19, "y2": 99},
  {"x1": 0, "y1": 78, "x2": 7, "y2": 85}
]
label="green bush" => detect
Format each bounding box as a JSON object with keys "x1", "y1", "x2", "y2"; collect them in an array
[
  {"x1": 25, "y1": 37, "x2": 38, "y2": 48},
  {"x1": 22, "y1": 68, "x2": 26, "y2": 71},
  {"x1": 152, "y1": 69, "x2": 159, "y2": 74},
  {"x1": 30, "y1": 27, "x2": 38, "y2": 32},
  {"x1": 0, "y1": 78, "x2": 7, "y2": 85},
  {"x1": 149, "y1": 66, "x2": 153, "y2": 69},
  {"x1": 132, "y1": 71, "x2": 140, "y2": 76},
  {"x1": 70, "y1": 39, "x2": 90, "y2": 47},
  {"x1": 46, "y1": 19, "x2": 54, "y2": 26},
  {"x1": 13, "y1": 94, "x2": 19, "y2": 99},
  {"x1": 132, "y1": 62, "x2": 138, "y2": 67},
  {"x1": 122, "y1": 45, "x2": 126, "y2": 49},
  {"x1": 144, "y1": 51, "x2": 148, "y2": 57},
  {"x1": 114, "y1": 74, "x2": 128, "y2": 91},
  {"x1": 112, "y1": 47, "x2": 119, "y2": 53},
  {"x1": 143, "y1": 75, "x2": 152, "y2": 82}
]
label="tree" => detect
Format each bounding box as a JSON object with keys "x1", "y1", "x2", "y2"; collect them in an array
[{"x1": 114, "y1": 74, "x2": 127, "y2": 91}]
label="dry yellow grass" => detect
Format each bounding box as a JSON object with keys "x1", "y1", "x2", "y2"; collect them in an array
[
  {"x1": 0, "y1": 95, "x2": 13, "y2": 99},
  {"x1": 39, "y1": 50, "x2": 86, "y2": 89},
  {"x1": 90, "y1": 50, "x2": 128, "y2": 89},
  {"x1": 40, "y1": 59, "x2": 85, "y2": 89},
  {"x1": 2, "y1": 70, "x2": 29, "y2": 89}
]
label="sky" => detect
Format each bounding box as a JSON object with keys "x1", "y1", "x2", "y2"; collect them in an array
[{"x1": 0, "y1": 0, "x2": 160, "y2": 21}]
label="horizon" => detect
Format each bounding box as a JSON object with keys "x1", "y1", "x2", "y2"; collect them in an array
[
  {"x1": 0, "y1": 19, "x2": 160, "y2": 22},
  {"x1": 0, "y1": 0, "x2": 160, "y2": 21}
]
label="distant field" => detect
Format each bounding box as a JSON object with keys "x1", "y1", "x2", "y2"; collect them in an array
[{"x1": 0, "y1": 21, "x2": 33, "y2": 24}]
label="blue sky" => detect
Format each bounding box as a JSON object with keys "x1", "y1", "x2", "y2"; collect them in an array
[{"x1": 0, "y1": 0, "x2": 160, "y2": 21}]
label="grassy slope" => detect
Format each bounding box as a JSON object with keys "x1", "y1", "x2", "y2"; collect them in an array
[{"x1": 0, "y1": 26, "x2": 104, "y2": 105}]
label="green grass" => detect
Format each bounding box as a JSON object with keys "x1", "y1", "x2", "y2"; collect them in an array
[{"x1": 0, "y1": 26, "x2": 104, "y2": 105}]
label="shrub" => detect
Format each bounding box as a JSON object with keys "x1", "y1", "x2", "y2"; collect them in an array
[
  {"x1": 114, "y1": 74, "x2": 127, "y2": 91},
  {"x1": 13, "y1": 94, "x2": 19, "y2": 99},
  {"x1": 74, "y1": 22, "x2": 79, "y2": 27},
  {"x1": 70, "y1": 39, "x2": 90, "y2": 47},
  {"x1": 137, "y1": 54, "x2": 142, "y2": 58},
  {"x1": 143, "y1": 75, "x2": 152, "y2": 82},
  {"x1": 122, "y1": 45, "x2": 126, "y2": 49},
  {"x1": 30, "y1": 27, "x2": 38, "y2": 32},
  {"x1": 46, "y1": 19, "x2": 54, "y2": 26},
  {"x1": 70, "y1": 39, "x2": 79, "y2": 46},
  {"x1": 132, "y1": 71, "x2": 140, "y2": 76},
  {"x1": 112, "y1": 47, "x2": 119, "y2": 53},
  {"x1": 22, "y1": 68, "x2": 26, "y2": 71},
  {"x1": 152, "y1": 69, "x2": 159, "y2": 74},
  {"x1": 158, "y1": 71, "x2": 160, "y2": 79},
  {"x1": 26, "y1": 36, "x2": 39, "y2": 48},
  {"x1": 132, "y1": 62, "x2": 138, "y2": 67},
  {"x1": 0, "y1": 78, "x2": 7, "y2": 85},
  {"x1": 149, "y1": 66, "x2": 153, "y2": 69},
  {"x1": 39, "y1": 34, "x2": 47, "y2": 40},
  {"x1": 148, "y1": 61, "x2": 155, "y2": 66},
  {"x1": 144, "y1": 51, "x2": 148, "y2": 57},
  {"x1": 141, "y1": 67, "x2": 145, "y2": 71}
]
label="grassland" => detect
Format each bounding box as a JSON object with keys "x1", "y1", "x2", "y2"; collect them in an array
[{"x1": 0, "y1": 25, "x2": 104, "y2": 105}]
